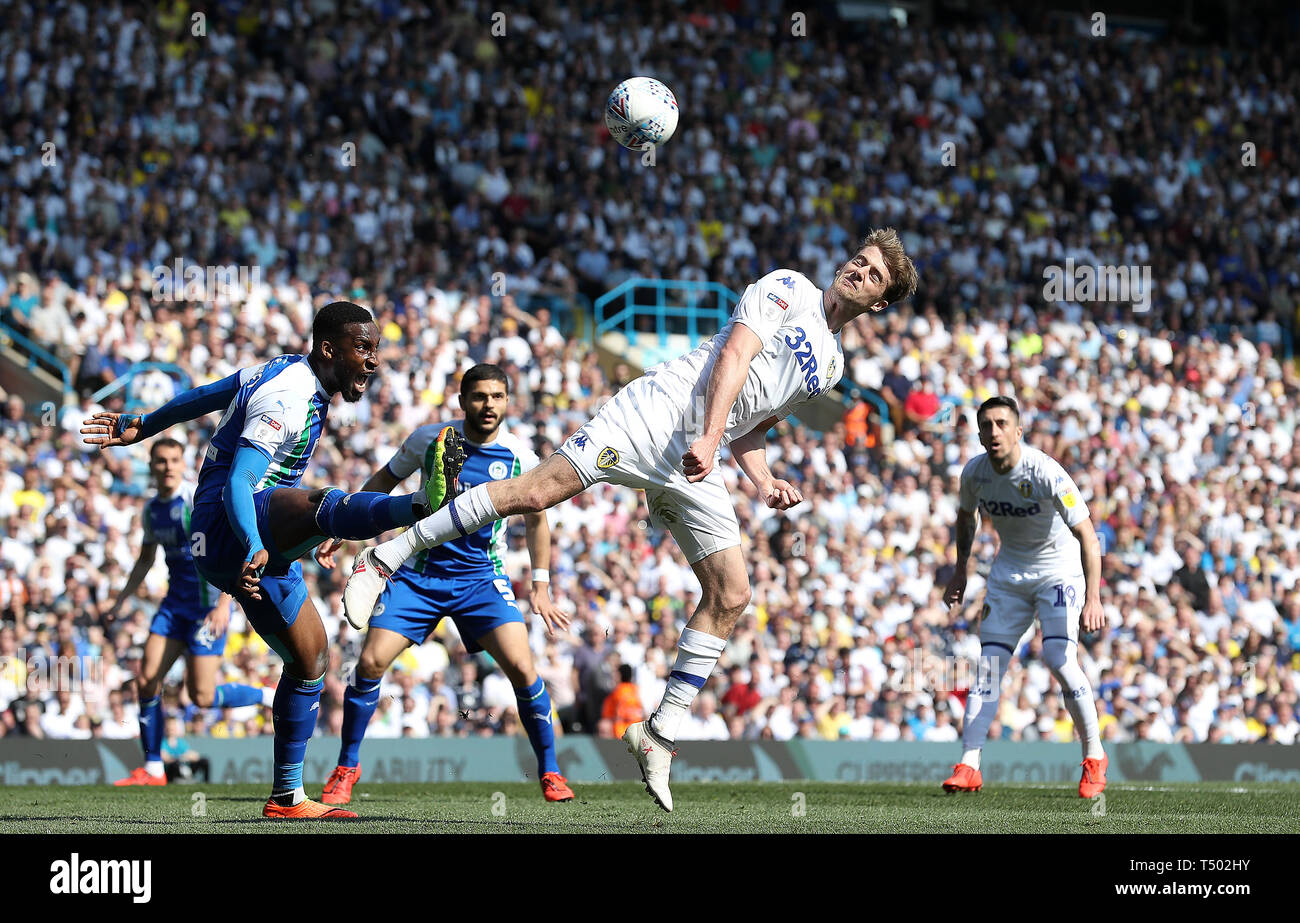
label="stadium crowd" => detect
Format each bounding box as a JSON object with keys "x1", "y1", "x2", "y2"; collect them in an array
[{"x1": 1, "y1": 0, "x2": 1299, "y2": 753}]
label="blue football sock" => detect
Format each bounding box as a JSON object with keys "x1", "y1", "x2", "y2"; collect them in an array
[
  {"x1": 339, "y1": 676, "x2": 383, "y2": 768},
  {"x1": 315, "y1": 488, "x2": 423, "y2": 540},
  {"x1": 139, "y1": 694, "x2": 164, "y2": 764},
  {"x1": 213, "y1": 683, "x2": 263, "y2": 709},
  {"x1": 272, "y1": 673, "x2": 324, "y2": 796},
  {"x1": 515, "y1": 678, "x2": 558, "y2": 776}
]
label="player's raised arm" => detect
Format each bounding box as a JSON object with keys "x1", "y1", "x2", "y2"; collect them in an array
[
  {"x1": 81, "y1": 370, "x2": 242, "y2": 451},
  {"x1": 728, "y1": 415, "x2": 803, "y2": 509}
]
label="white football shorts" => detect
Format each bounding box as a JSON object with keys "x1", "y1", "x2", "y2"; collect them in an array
[
  {"x1": 556, "y1": 376, "x2": 742, "y2": 564},
  {"x1": 977, "y1": 569, "x2": 1087, "y2": 652}
]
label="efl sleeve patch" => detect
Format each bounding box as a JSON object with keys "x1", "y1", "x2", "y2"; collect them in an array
[
  {"x1": 1062, "y1": 492, "x2": 1077, "y2": 509},
  {"x1": 247, "y1": 414, "x2": 286, "y2": 447}
]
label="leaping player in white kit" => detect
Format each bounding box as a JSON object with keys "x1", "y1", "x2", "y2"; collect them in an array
[
  {"x1": 942, "y1": 396, "x2": 1109, "y2": 798},
  {"x1": 343, "y1": 228, "x2": 918, "y2": 811}
]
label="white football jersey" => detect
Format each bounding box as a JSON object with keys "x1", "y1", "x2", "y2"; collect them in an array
[
  {"x1": 640, "y1": 269, "x2": 845, "y2": 443},
  {"x1": 958, "y1": 444, "x2": 1089, "y2": 576}
]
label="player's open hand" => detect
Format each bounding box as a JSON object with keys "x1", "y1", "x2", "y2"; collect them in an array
[
  {"x1": 943, "y1": 572, "x2": 968, "y2": 608},
  {"x1": 81, "y1": 412, "x2": 143, "y2": 451},
  {"x1": 530, "y1": 582, "x2": 569, "y2": 637},
  {"x1": 314, "y1": 538, "x2": 344, "y2": 569},
  {"x1": 240, "y1": 550, "x2": 269, "y2": 600},
  {"x1": 1080, "y1": 597, "x2": 1105, "y2": 633},
  {"x1": 764, "y1": 479, "x2": 804, "y2": 510},
  {"x1": 682, "y1": 433, "x2": 722, "y2": 483}
]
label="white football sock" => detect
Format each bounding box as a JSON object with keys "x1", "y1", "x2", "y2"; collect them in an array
[
  {"x1": 960, "y1": 749, "x2": 981, "y2": 771},
  {"x1": 649, "y1": 628, "x2": 727, "y2": 742},
  {"x1": 144, "y1": 760, "x2": 165, "y2": 778},
  {"x1": 1044, "y1": 638, "x2": 1103, "y2": 760},
  {"x1": 961, "y1": 643, "x2": 1013, "y2": 755},
  {"x1": 374, "y1": 484, "x2": 499, "y2": 573}
]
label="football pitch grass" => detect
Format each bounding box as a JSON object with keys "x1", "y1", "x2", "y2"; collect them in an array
[{"x1": 2, "y1": 781, "x2": 1298, "y2": 834}]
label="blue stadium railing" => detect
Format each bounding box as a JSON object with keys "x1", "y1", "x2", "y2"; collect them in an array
[
  {"x1": 91, "y1": 363, "x2": 193, "y2": 414},
  {"x1": 595, "y1": 278, "x2": 740, "y2": 366},
  {"x1": 0, "y1": 317, "x2": 73, "y2": 394},
  {"x1": 593, "y1": 277, "x2": 887, "y2": 428}
]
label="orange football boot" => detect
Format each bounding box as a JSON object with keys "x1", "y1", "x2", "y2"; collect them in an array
[
  {"x1": 113, "y1": 767, "x2": 167, "y2": 786},
  {"x1": 1079, "y1": 754, "x2": 1108, "y2": 798},
  {"x1": 540, "y1": 771, "x2": 575, "y2": 802},
  {"x1": 322, "y1": 765, "x2": 361, "y2": 805},
  {"x1": 262, "y1": 797, "x2": 358, "y2": 819},
  {"x1": 942, "y1": 763, "x2": 983, "y2": 793}
]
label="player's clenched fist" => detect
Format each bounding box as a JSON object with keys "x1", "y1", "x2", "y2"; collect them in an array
[
  {"x1": 764, "y1": 479, "x2": 803, "y2": 510},
  {"x1": 682, "y1": 433, "x2": 722, "y2": 482}
]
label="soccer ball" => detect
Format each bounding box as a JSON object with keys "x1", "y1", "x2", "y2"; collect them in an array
[{"x1": 605, "y1": 77, "x2": 679, "y2": 151}]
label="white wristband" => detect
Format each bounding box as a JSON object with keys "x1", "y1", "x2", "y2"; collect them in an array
[{"x1": 532, "y1": 568, "x2": 550, "y2": 583}]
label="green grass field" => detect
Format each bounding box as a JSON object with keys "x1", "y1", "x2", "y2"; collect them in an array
[{"x1": 3, "y1": 781, "x2": 1299, "y2": 834}]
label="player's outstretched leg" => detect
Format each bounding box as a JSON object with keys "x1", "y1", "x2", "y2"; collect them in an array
[
  {"x1": 477, "y1": 623, "x2": 573, "y2": 802},
  {"x1": 944, "y1": 641, "x2": 1014, "y2": 793},
  {"x1": 1042, "y1": 636, "x2": 1107, "y2": 797},
  {"x1": 344, "y1": 449, "x2": 581, "y2": 629},
  {"x1": 265, "y1": 482, "x2": 432, "y2": 562},
  {"x1": 260, "y1": 600, "x2": 357, "y2": 820},
  {"x1": 627, "y1": 546, "x2": 749, "y2": 812},
  {"x1": 115, "y1": 633, "x2": 185, "y2": 786},
  {"x1": 323, "y1": 628, "x2": 410, "y2": 804}
]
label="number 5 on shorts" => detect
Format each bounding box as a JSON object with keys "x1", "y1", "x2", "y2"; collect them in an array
[{"x1": 494, "y1": 578, "x2": 517, "y2": 602}]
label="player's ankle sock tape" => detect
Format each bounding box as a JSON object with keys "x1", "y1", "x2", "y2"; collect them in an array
[
  {"x1": 514, "y1": 678, "x2": 558, "y2": 776},
  {"x1": 315, "y1": 488, "x2": 422, "y2": 540},
  {"x1": 139, "y1": 694, "x2": 164, "y2": 763},
  {"x1": 338, "y1": 676, "x2": 383, "y2": 767},
  {"x1": 416, "y1": 483, "x2": 498, "y2": 546},
  {"x1": 651, "y1": 628, "x2": 727, "y2": 741},
  {"x1": 214, "y1": 683, "x2": 263, "y2": 709},
  {"x1": 273, "y1": 673, "x2": 325, "y2": 794}
]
